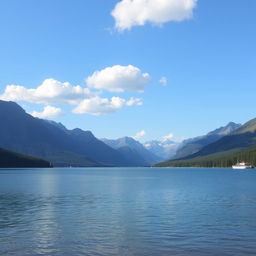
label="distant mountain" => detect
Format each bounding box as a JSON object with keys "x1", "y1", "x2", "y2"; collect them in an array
[
  {"x1": 233, "y1": 118, "x2": 256, "y2": 134},
  {"x1": 0, "y1": 100, "x2": 132, "y2": 167},
  {"x1": 0, "y1": 147, "x2": 50, "y2": 168},
  {"x1": 207, "y1": 122, "x2": 242, "y2": 136},
  {"x1": 157, "y1": 118, "x2": 256, "y2": 168},
  {"x1": 143, "y1": 140, "x2": 181, "y2": 160},
  {"x1": 102, "y1": 137, "x2": 161, "y2": 166},
  {"x1": 116, "y1": 146, "x2": 149, "y2": 166},
  {"x1": 180, "y1": 119, "x2": 256, "y2": 160},
  {"x1": 173, "y1": 122, "x2": 241, "y2": 159}
]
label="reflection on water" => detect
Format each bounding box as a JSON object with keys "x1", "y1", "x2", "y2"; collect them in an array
[{"x1": 0, "y1": 168, "x2": 256, "y2": 255}]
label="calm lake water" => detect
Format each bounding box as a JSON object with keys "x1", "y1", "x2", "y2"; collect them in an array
[{"x1": 0, "y1": 167, "x2": 256, "y2": 256}]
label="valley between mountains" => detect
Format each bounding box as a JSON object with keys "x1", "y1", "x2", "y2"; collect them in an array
[{"x1": 1, "y1": 99, "x2": 256, "y2": 168}]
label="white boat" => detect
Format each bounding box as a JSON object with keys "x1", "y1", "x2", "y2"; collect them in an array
[{"x1": 232, "y1": 162, "x2": 252, "y2": 169}]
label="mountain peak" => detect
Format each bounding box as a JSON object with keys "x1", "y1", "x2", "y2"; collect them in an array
[
  {"x1": 43, "y1": 120, "x2": 67, "y2": 132},
  {"x1": 102, "y1": 136, "x2": 161, "y2": 165},
  {"x1": 121, "y1": 136, "x2": 137, "y2": 143},
  {"x1": 70, "y1": 128, "x2": 95, "y2": 138},
  {"x1": 173, "y1": 121, "x2": 242, "y2": 160},
  {"x1": 207, "y1": 122, "x2": 241, "y2": 136},
  {"x1": 143, "y1": 139, "x2": 180, "y2": 160},
  {"x1": 0, "y1": 100, "x2": 26, "y2": 115}
]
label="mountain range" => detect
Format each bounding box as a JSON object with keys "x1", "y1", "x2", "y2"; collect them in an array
[
  {"x1": 0, "y1": 100, "x2": 158, "y2": 167},
  {"x1": 183, "y1": 119, "x2": 256, "y2": 160},
  {"x1": 172, "y1": 122, "x2": 241, "y2": 159},
  {"x1": 143, "y1": 139, "x2": 180, "y2": 160},
  {"x1": 102, "y1": 137, "x2": 161, "y2": 166},
  {"x1": 1, "y1": 99, "x2": 256, "y2": 168},
  {"x1": 0, "y1": 100, "x2": 129, "y2": 167},
  {"x1": 157, "y1": 118, "x2": 256, "y2": 167}
]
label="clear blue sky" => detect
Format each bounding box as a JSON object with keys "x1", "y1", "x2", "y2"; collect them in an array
[{"x1": 0, "y1": 0, "x2": 255, "y2": 142}]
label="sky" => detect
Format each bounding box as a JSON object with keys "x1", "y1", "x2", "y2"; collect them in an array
[{"x1": 0, "y1": 0, "x2": 256, "y2": 142}]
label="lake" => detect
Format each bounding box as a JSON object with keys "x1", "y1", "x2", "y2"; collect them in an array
[{"x1": 0, "y1": 167, "x2": 256, "y2": 256}]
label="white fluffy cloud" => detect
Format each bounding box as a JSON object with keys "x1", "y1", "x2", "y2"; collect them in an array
[
  {"x1": 162, "y1": 133, "x2": 174, "y2": 141},
  {"x1": 86, "y1": 65, "x2": 150, "y2": 92},
  {"x1": 0, "y1": 71, "x2": 148, "y2": 116},
  {"x1": 159, "y1": 77, "x2": 168, "y2": 86},
  {"x1": 0, "y1": 78, "x2": 93, "y2": 105},
  {"x1": 31, "y1": 105, "x2": 63, "y2": 118},
  {"x1": 112, "y1": 0, "x2": 197, "y2": 31},
  {"x1": 72, "y1": 96, "x2": 142, "y2": 116},
  {"x1": 132, "y1": 130, "x2": 146, "y2": 140}
]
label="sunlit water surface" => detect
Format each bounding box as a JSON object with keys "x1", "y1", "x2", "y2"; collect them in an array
[{"x1": 0, "y1": 167, "x2": 256, "y2": 256}]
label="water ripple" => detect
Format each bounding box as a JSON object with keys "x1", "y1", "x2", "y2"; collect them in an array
[{"x1": 0, "y1": 167, "x2": 256, "y2": 255}]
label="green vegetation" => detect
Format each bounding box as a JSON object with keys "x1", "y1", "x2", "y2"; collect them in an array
[
  {"x1": 156, "y1": 145, "x2": 256, "y2": 168},
  {"x1": 0, "y1": 148, "x2": 50, "y2": 168}
]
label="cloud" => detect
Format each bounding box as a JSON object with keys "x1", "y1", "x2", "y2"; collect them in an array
[
  {"x1": 126, "y1": 97, "x2": 143, "y2": 106},
  {"x1": 86, "y1": 65, "x2": 150, "y2": 92},
  {"x1": 0, "y1": 78, "x2": 93, "y2": 105},
  {"x1": 31, "y1": 105, "x2": 63, "y2": 118},
  {"x1": 162, "y1": 133, "x2": 174, "y2": 141},
  {"x1": 0, "y1": 72, "x2": 148, "y2": 116},
  {"x1": 132, "y1": 130, "x2": 146, "y2": 140},
  {"x1": 161, "y1": 133, "x2": 186, "y2": 143},
  {"x1": 112, "y1": 0, "x2": 197, "y2": 31},
  {"x1": 159, "y1": 77, "x2": 168, "y2": 86},
  {"x1": 72, "y1": 96, "x2": 142, "y2": 116}
]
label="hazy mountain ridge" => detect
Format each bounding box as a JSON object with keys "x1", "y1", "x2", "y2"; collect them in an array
[
  {"x1": 233, "y1": 118, "x2": 256, "y2": 134},
  {"x1": 181, "y1": 120, "x2": 256, "y2": 160},
  {"x1": 143, "y1": 139, "x2": 181, "y2": 160},
  {"x1": 102, "y1": 137, "x2": 161, "y2": 166},
  {"x1": 173, "y1": 122, "x2": 241, "y2": 159}
]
